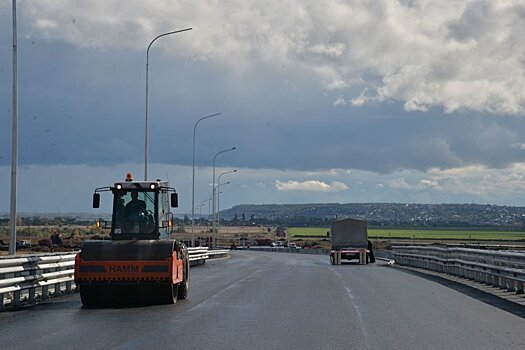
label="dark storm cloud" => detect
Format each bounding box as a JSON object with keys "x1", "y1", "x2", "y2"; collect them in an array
[
  {"x1": 3, "y1": 1, "x2": 525, "y2": 177},
  {"x1": 3, "y1": 32, "x2": 525, "y2": 175}
]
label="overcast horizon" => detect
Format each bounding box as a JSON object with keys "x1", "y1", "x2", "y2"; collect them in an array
[{"x1": 3, "y1": 1, "x2": 525, "y2": 214}]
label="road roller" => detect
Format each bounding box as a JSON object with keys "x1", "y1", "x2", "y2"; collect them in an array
[{"x1": 74, "y1": 173, "x2": 189, "y2": 307}]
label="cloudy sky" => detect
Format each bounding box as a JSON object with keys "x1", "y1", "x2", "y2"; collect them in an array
[{"x1": 2, "y1": 0, "x2": 525, "y2": 214}]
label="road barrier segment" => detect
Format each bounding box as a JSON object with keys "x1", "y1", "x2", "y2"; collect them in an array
[
  {"x1": 247, "y1": 247, "x2": 330, "y2": 255},
  {"x1": 392, "y1": 246, "x2": 525, "y2": 295},
  {"x1": 0, "y1": 247, "x2": 228, "y2": 310}
]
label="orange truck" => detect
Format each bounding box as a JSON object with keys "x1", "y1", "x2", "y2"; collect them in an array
[
  {"x1": 74, "y1": 174, "x2": 189, "y2": 307},
  {"x1": 329, "y1": 218, "x2": 373, "y2": 265}
]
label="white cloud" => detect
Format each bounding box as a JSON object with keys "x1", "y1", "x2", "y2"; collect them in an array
[
  {"x1": 383, "y1": 164, "x2": 525, "y2": 199},
  {"x1": 418, "y1": 179, "x2": 441, "y2": 189},
  {"x1": 390, "y1": 177, "x2": 411, "y2": 190},
  {"x1": 308, "y1": 43, "x2": 346, "y2": 58},
  {"x1": 351, "y1": 88, "x2": 372, "y2": 106},
  {"x1": 425, "y1": 164, "x2": 525, "y2": 196},
  {"x1": 333, "y1": 95, "x2": 347, "y2": 106},
  {"x1": 5, "y1": 163, "x2": 525, "y2": 212},
  {"x1": 275, "y1": 180, "x2": 349, "y2": 192},
  {"x1": 34, "y1": 18, "x2": 57, "y2": 30},
  {"x1": 512, "y1": 143, "x2": 525, "y2": 150},
  {"x1": 18, "y1": 0, "x2": 525, "y2": 115}
]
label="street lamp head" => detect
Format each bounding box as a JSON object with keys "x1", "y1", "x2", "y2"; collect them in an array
[{"x1": 144, "y1": 27, "x2": 193, "y2": 181}]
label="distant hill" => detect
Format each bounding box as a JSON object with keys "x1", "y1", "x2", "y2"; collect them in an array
[
  {"x1": 3, "y1": 202, "x2": 525, "y2": 229},
  {"x1": 219, "y1": 203, "x2": 525, "y2": 228}
]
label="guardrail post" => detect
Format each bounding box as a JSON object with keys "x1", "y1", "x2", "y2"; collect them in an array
[
  {"x1": 500, "y1": 276, "x2": 507, "y2": 290},
  {"x1": 493, "y1": 275, "x2": 500, "y2": 288},
  {"x1": 28, "y1": 267, "x2": 37, "y2": 303},
  {"x1": 484, "y1": 272, "x2": 492, "y2": 285},
  {"x1": 507, "y1": 279, "x2": 516, "y2": 293},
  {"x1": 65, "y1": 280, "x2": 72, "y2": 293},
  {"x1": 0, "y1": 293, "x2": 4, "y2": 311},
  {"x1": 13, "y1": 289, "x2": 21, "y2": 308},
  {"x1": 54, "y1": 282, "x2": 61, "y2": 296},
  {"x1": 469, "y1": 269, "x2": 476, "y2": 281},
  {"x1": 41, "y1": 265, "x2": 49, "y2": 301},
  {"x1": 474, "y1": 270, "x2": 480, "y2": 282},
  {"x1": 459, "y1": 266, "x2": 465, "y2": 278},
  {"x1": 516, "y1": 281, "x2": 524, "y2": 295}
]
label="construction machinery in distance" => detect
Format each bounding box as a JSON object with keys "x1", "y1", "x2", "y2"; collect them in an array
[{"x1": 74, "y1": 173, "x2": 189, "y2": 307}]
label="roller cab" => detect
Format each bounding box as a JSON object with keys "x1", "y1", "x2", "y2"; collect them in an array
[{"x1": 75, "y1": 174, "x2": 189, "y2": 307}]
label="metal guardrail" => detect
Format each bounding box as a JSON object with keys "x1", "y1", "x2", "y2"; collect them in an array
[
  {"x1": 392, "y1": 246, "x2": 525, "y2": 295},
  {"x1": 248, "y1": 247, "x2": 330, "y2": 255},
  {"x1": 206, "y1": 249, "x2": 229, "y2": 259},
  {"x1": 250, "y1": 246, "x2": 394, "y2": 264},
  {"x1": 187, "y1": 247, "x2": 209, "y2": 266},
  {"x1": 0, "y1": 252, "x2": 76, "y2": 311},
  {"x1": 187, "y1": 247, "x2": 229, "y2": 264},
  {"x1": 0, "y1": 246, "x2": 229, "y2": 310}
]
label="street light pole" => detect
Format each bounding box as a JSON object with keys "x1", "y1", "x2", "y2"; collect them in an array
[
  {"x1": 197, "y1": 204, "x2": 204, "y2": 223},
  {"x1": 212, "y1": 147, "x2": 236, "y2": 248},
  {"x1": 216, "y1": 169, "x2": 237, "y2": 241},
  {"x1": 191, "y1": 112, "x2": 221, "y2": 247},
  {"x1": 198, "y1": 200, "x2": 206, "y2": 219},
  {"x1": 144, "y1": 27, "x2": 192, "y2": 181},
  {"x1": 9, "y1": 0, "x2": 18, "y2": 256},
  {"x1": 195, "y1": 200, "x2": 206, "y2": 247},
  {"x1": 197, "y1": 199, "x2": 207, "y2": 220},
  {"x1": 208, "y1": 195, "x2": 212, "y2": 219},
  {"x1": 216, "y1": 181, "x2": 230, "y2": 240}
]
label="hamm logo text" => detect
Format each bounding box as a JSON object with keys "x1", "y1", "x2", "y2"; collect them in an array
[{"x1": 108, "y1": 265, "x2": 139, "y2": 273}]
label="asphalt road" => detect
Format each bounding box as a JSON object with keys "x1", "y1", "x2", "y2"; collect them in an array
[{"x1": 1, "y1": 250, "x2": 525, "y2": 350}]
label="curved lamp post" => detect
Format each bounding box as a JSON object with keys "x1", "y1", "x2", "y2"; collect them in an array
[
  {"x1": 144, "y1": 27, "x2": 192, "y2": 181},
  {"x1": 208, "y1": 195, "x2": 212, "y2": 219},
  {"x1": 212, "y1": 147, "x2": 236, "y2": 248},
  {"x1": 195, "y1": 199, "x2": 207, "y2": 247},
  {"x1": 191, "y1": 112, "x2": 221, "y2": 247},
  {"x1": 216, "y1": 169, "x2": 237, "y2": 238},
  {"x1": 216, "y1": 181, "x2": 230, "y2": 238},
  {"x1": 196, "y1": 201, "x2": 206, "y2": 223}
]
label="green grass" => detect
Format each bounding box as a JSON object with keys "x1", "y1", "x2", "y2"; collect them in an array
[{"x1": 288, "y1": 227, "x2": 525, "y2": 241}]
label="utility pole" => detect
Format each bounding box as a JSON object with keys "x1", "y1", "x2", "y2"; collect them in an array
[{"x1": 9, "y1": 0, "x2": 19, "y2": 255}]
